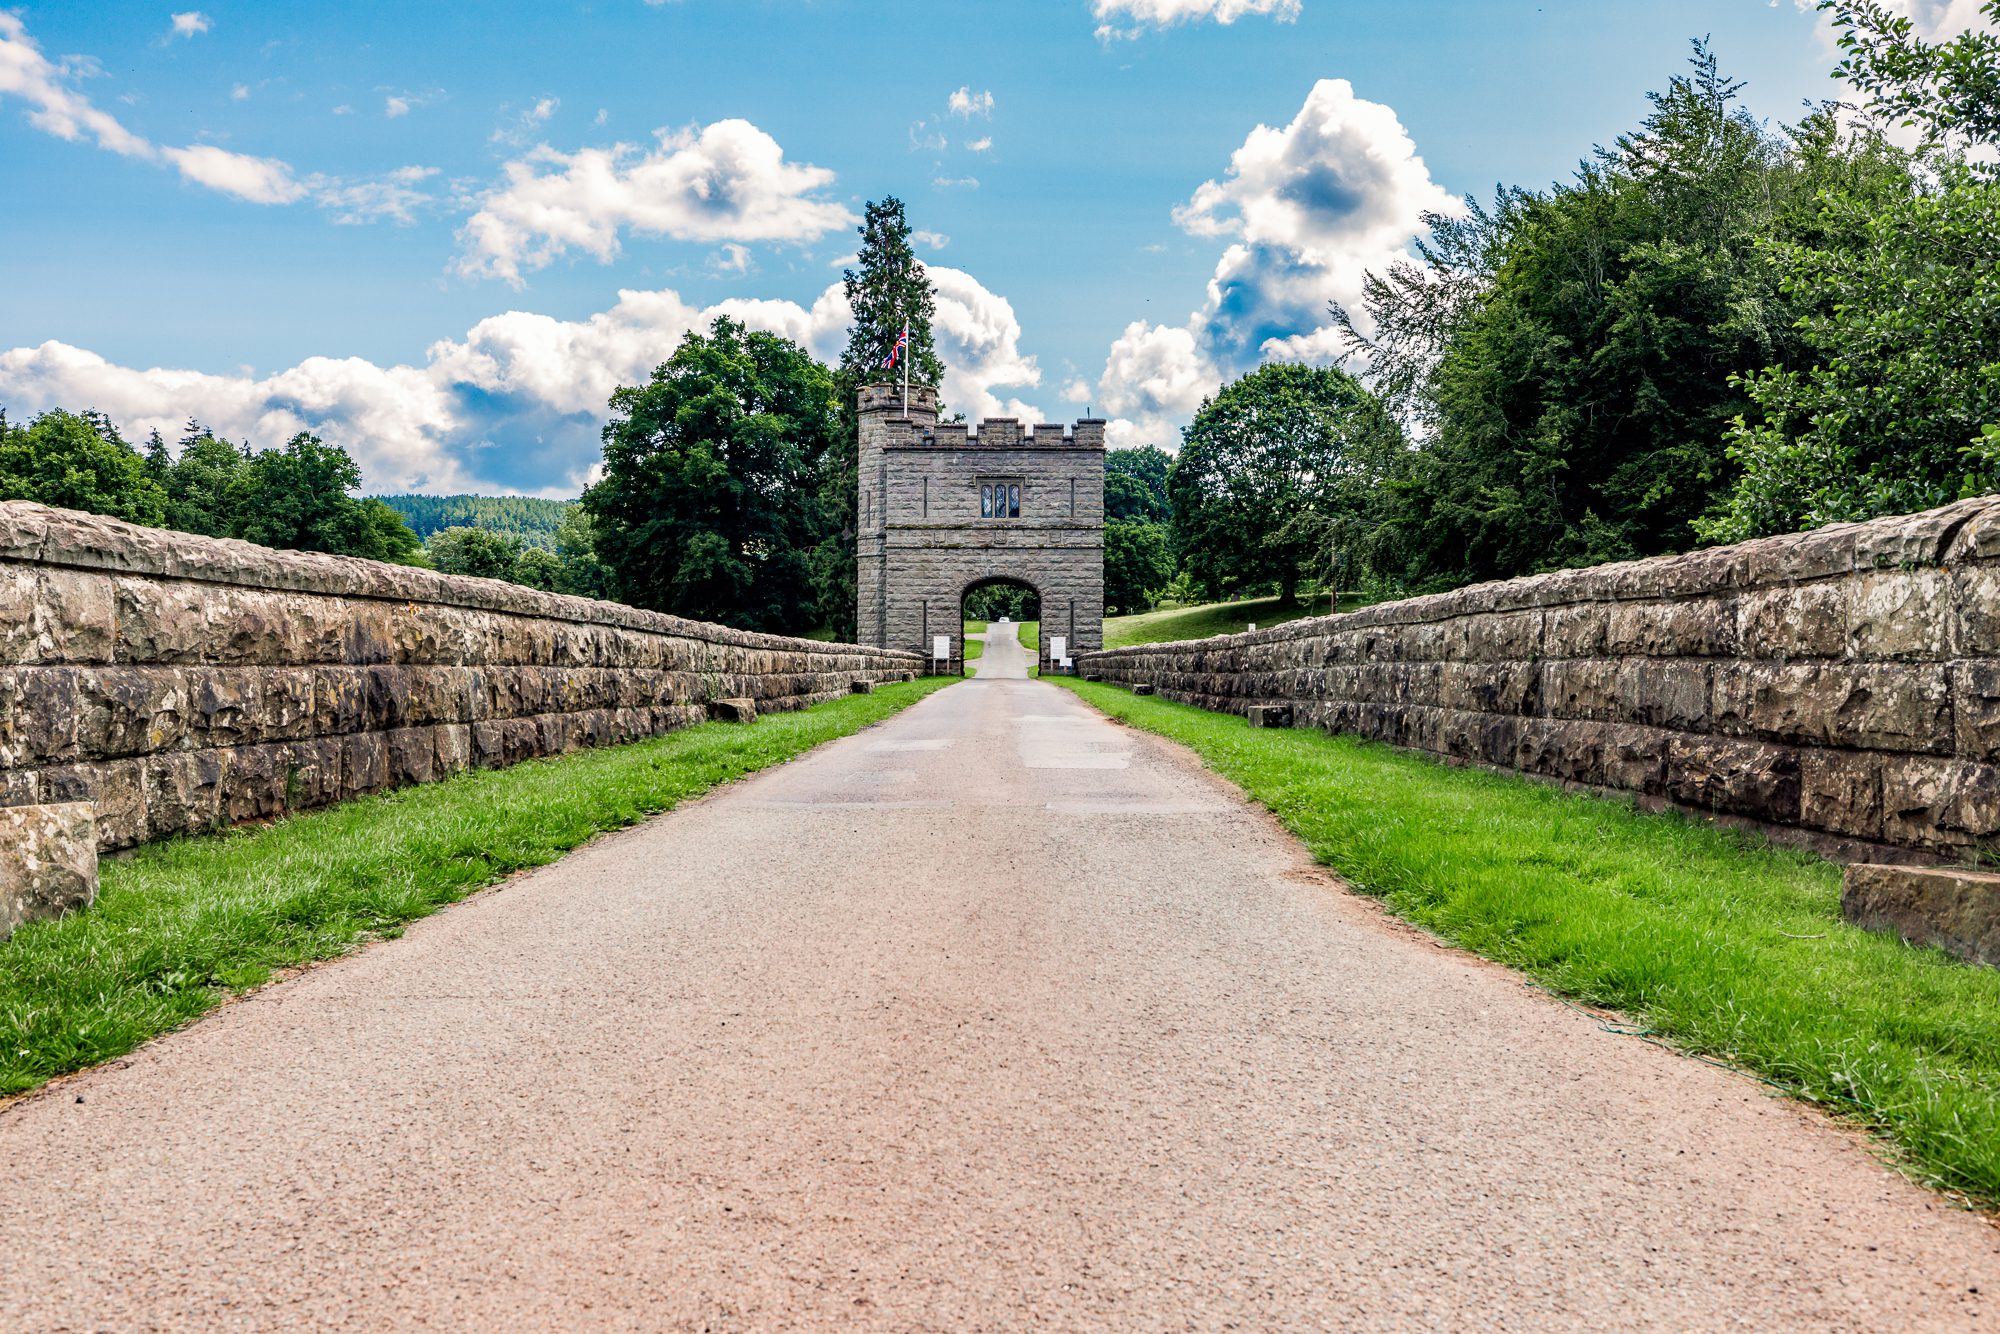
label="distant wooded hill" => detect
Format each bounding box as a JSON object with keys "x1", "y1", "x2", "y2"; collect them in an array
[{"x1": 373, "y1": 494, "x2": 574, "y2": 550}]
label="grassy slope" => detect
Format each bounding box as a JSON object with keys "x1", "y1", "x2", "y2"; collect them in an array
[
  {"x1": 1104, "y1": 596, "x2": 1358, "y2": 650},
  {"x1": 1057, "y1": 679, "x2": 2000, "y2": 1207},
  {"x1": 0, "y1": 679, "x2": 954, "y2": 1096}
]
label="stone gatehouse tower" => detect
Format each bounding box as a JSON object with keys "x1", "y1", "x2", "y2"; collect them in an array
[{"x1": 855, "y1": 383, "x2": 1104, "y2": 672}]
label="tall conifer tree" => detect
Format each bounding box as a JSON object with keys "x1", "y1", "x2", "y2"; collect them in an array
[{"x1": 812, "y1": 197, "x2": 947, "y2": 639}]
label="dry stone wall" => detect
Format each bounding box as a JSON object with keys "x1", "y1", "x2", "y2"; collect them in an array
[
  {"x1": 1078, "y1": 495, "x2": 2000, "y2": 859},
  {"x1": 0, "y1": 501, "x2": 922, "y2": 854}
]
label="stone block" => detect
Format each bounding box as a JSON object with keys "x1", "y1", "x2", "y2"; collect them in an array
[
  {"x1": 1712, "y1": 663, "x2": 1950, "y2": 752},
  {"x1": 1843, "y1": 863, "x2": 2000, "y2": 968},
  {"x1": 1132, "y1": 683, "x2": 1156, "y2": 696},
  {"x1": 1737, "y1": 582, "x2": 1849, "y2": 659},
  {"x1": 0, "y1": 803, "x2": 97, "y2": 939},
  {"x1": 1801, "y1": 750, "x2": 1886, "y2": 842},
  {"x1": 0, "y1": 568, "x2": 116, "y2": 666},
  {"x1": 1666, "y1": 735, "x2": 1801, "y2": 822},
  {"x1": 40, "y1": 759, "x2": 146, "y2": 848},
  {"x1": 1606, "y1": 598, "x2": 1738, "y2": 658},
  {"x1": 1850, "y1": 569, "x2": 1952, "y2": 660},
  {"x1": 708, "y1": 697, "x2": 758, "y2": 723},
  {"x1": 1620, "y1": 660, "x2": 1710, "y2": 733},
  {"x1": 1880, "y1": 756, "x2": 2000, "y2": 851},
  {"x1": 848, "y1": 679, "x2": 875, "y2": 695},
  {"x1": 1247, "y1": 704, "x2": 1293, "y2": 729}
]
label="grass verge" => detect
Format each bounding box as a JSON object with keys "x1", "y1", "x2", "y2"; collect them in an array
[
  {"x1": 964, "y1": 620, "x2": 986, "y2": 662},
  {"x1": 1105, "y1": 595, "x2": 1377, "y2": 649},
  {"x1": 1056, "y1": 678, "x2": 2000, "y2": 1207},
  {"x1": 0, "y1": 678, "x2": 955, "y2": 1096}
]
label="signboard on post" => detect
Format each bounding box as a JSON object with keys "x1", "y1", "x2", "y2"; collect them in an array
[
  {"x1": 933, "y1": 636, "x2": 950, "y2": 662},
  {"x1": 1049, "y1": 636, "x2": 1067, "y2": 673}
]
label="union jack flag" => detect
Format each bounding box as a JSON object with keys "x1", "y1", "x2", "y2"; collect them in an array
[{"x1": 882, "y1": 323, "x2": 910, "y2": 369}]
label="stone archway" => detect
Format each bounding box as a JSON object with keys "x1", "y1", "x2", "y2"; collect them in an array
[{"x1": 960, "y1": 574, "x2": 1042, "y2": 678}]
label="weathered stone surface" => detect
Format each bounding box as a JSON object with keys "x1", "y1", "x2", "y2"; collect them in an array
[
  {"x1": 1844, "y1": 863, "x2": 2000, "y2": 967},
  {"x1": 849, "y1": 679, "x2": 875, "y2": 695},
  {"x1": 708, "y1": 698, "x2": 758, "y2": 724},
  {"x1": 1133, "y1": 684, "x2": 1156, "y2": 696},
  {"x1": 1080, "y1": 495, "x2": 2000, "y2": 854},
  {"x1": 1248, "y1": 704, "x2": 1293, "y2": 729},
  {"x1": 0, "y1": 802, "x2": 97, "y2": 939},
  {"x1": 0, "y1": 501, "x2": 919, "y2": 853}
]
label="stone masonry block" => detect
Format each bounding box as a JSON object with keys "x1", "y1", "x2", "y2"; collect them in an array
[
  {"x1": 1737, "y1": 582, "x2": 1849, "y2": 660},
  {"x1": 1844, "y1": 863, "x2": 2000, "y2": 968},
  {"x1": 1850, "y1": 569, "x2": 1952, "y2": 660},
  {"x1": 0, "y1": 803, "x2": 97, "y2": 940},
  {"x1": 1666, "y1": 735, "x2": 1801, "y2": 823}
]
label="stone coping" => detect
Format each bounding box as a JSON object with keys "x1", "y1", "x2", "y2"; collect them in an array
[
  {"x1": 2, "y1": 501, "x2": 921, "y2": 664},
  {"x1": 1082, "y1": 495, "x2": 2000, "y2": 659}
]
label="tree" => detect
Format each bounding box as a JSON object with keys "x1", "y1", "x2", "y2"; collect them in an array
[
  {"x1": 1104, "y1": 519, "x2": 1172, "y2": 615},
  {"x1": 1339, "y1": 42, "x2": 1913, "y2": 586},
  {"x1": 158, "y1": 423, "x2": 249, "y2": 537},
  {"x1": 1169, "y1": 363, "x2": 1403, "y2": 607},
  {"x1": 511, "y1": 546, "x2": 565, "y2": 592},
  {"x1": 426, "y1": 525, "x2": 526, "y2": 580},
  {"x1": 585, "y1": 316, "x2": 838, "y2": 633},
  {"x1": 1824, "y1": 0, "x2": 2000, "y2": 144},
  {"x1": 816, "y1": 197, "x2": 947, "y2": 639},
  {"x1": 1105, "y1": 445, "x2": 1172, "y2": 524},
  {"x1": 551, "y1": 505, "x2": 615, "y2": 599},
  {"x1": 1698, "y1": 6, "x2": 2000, "y2": 540},
  {"x1": 233, "y1": 433, "x2": 423, "y2": 563},
  {"x1": 0, "y1": 409, "x2": 167, "y2": 525}
]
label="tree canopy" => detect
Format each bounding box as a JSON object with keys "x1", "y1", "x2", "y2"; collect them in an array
[
  {"x1": 585, "y1": 315, "x2": 839, "y2": 633},
  {"x1": 0, "y1": 410, "x2": 167, "y2": 526},
  {"x1": 1169, "y1": 363, "x2": 1402, "y2": 607},
  {"x1": 1338, "y1": 42, "x2": 1916, "y2": 587}
]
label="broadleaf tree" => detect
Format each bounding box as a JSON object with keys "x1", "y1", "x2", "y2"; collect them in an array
[
  {"x1": 586, "y1": 315, "x2": 840, "y2": 633},
  {"x1": 1169, "y1": 363, "x2": 1403, "y2": 607}
]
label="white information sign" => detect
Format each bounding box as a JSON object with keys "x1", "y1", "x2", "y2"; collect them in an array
[
  {"x1": 1049, "y1": 636, "x2": 1067, "y2": 662},
  {"x1": 933, "y1": 636, "x2": 950, "y2": 661}
]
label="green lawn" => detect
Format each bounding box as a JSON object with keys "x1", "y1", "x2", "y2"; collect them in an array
[
  {"x1": 1104, "y1": 595, "x2": 1369, "y2": 649},
  {"x1": 1057, "y1": 679, "x2": 2000, "y2": 1208},
  {"x1": 0, "y1": 678, "x2": 954, "y2": 1096}
]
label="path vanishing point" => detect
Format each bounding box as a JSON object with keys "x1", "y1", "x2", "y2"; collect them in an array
[{"x1": 2, "y1": 620, "x2": 1996, "y2": 1330}]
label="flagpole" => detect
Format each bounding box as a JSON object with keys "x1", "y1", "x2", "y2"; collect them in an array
[{"x1": 901, "y1": 315, "x2": 910, "y2": 419}]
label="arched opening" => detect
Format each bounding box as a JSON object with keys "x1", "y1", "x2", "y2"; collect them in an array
[{"x1": 961, "y1": 576, "x2": 1041, "y2": 679}]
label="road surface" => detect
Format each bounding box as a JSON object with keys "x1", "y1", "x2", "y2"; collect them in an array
[{"x1": 1, "y1": 677, "x2": 1995, "y2": 1330}]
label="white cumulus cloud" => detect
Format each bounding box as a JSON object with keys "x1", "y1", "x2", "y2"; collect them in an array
[
  {"x1": 168, "y1": 11, "x2": 212, "y2": 39},
  {"x1": 1093, "y1": 0, "x2": 1299, "y2": 39},
  {"x1": 161, "y1": 144, "x2": 308, "y2": 204},
  {"x1": 456, "y1": 119, "x2": 856, "y2": 286},
  {"x1": 0, "y1": 270, "x2": 1047, "y2": 495},
  {"x1": 0, "y1": 12, "x2": 153, "y2": 158},
  {"x1": 0, "y1": 12, "x2": 437, "y2": 220},
  {"x1": 1087, "y1": 79, "x2": 1452, "y2": 447},
  {"x1": 948, "y1": 86, "x2": 994, "y2": 118}
]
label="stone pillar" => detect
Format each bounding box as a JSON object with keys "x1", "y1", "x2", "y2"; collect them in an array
[{"x1": 0, "y1": 803, "x2": 98, "y2": 940}]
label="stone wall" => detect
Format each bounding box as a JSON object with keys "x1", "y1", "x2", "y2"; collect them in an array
[
  {"x1": 855, "y1": 384, "x2": 1104, "y2": 672},
  {"x1": 1078, "y1": 496, "x2": 2000, "y2": 859},
  {"x1": 0, "y1": 501, "x2": 923, "y2": 855}
]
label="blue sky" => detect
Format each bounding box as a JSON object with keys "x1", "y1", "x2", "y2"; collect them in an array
[{"x1": 0, "y1": 0, "x2": 1957, "y2": 495}]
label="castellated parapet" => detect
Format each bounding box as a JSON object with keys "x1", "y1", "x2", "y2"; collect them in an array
[{"x1": 855, "y1": 384, "x2": 1105, "y2": 671}]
